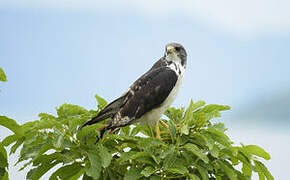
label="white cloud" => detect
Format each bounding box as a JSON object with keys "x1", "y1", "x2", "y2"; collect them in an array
[{"x1": 1, "y1": 0, "x2": 290, "y2": 37}]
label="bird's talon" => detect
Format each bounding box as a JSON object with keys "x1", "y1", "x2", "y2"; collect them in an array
[
  {"x1": 160, "y1": 120, "x2": 169, "y2": 129},
  {"x1": 155, "y1": 122, "x2": 161, "y2": 140}
]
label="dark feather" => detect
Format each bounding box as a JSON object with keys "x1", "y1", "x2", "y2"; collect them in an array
[
  {"x1": 81, "y1": 93, "x2": 129, "y2": 128},
  {"x1": 109, "y1": 66, "x2": 178, "y2": 128}
]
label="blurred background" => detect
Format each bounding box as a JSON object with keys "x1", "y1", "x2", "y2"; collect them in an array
[{"x1": 0, "y1": 0, "x2": 290, "y2": 179}]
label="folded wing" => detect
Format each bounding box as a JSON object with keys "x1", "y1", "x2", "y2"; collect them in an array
[
  {"x1": 82, "y1": 66, "x2": 178, "y2": 130},
  {"x1": 112, "y1": 67, "x2": 178, "y2": 127}
]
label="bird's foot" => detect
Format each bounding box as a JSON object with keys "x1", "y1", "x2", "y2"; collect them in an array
[
  {"x1": 159, "y1": 120, "x2": 169, "y2": 129},
  {"x1": 155, "y1": 122, "x2": 161, "y2": 140}
]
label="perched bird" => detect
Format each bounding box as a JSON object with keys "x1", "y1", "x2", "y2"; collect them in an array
[{"x1": 82, "y1": 43, "x2": 187, "y2": 138}]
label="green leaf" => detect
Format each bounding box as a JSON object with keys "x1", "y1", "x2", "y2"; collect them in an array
[
  {"x1": 257, "y1": 172, "x2": 266, "y2": 180},
  {"x1": 106, "y1": 169, "x2": 119, "y2": 180},
  {"x1": 150, "y1": 175, "x2": 161, "y2": 180},
  {"x1": 200, "y1": 104, "x2": 231, "y2": 113},
  {"x1": 49, "y1": 162, "x2": 83, "y2": 180},
  {"x1": 184, "y1": 143, "x2": 209, "y2": 163},
  {"x1": 209, "y1": 145, "x2": 219, "y2": 158},
  {"x1": 77, "y1": 123, "x2": 102, "y2": 141},
  {"x1": 18, "y1": 133, "x2": 50, "y2": 163},
  {"x1": 180, "y1": 123, "x2": 189, "y2": 135},
  {"x1": 124, "y1": 167, "x2": 143, "y2": 180},
  {"x1": 36, "y1": 113, "x2": 63, "y2": 130},
  {"x1": 0, "y1": 68, "x2": 7, "y2": 82},
  {"x1": 188, "y1": 174, "x2": 201, "y2": 180},
  {"x1": 82, "y1": 173, "x2": 93, "y2": 180},
  {"x1": 203, "y1": 128, "x2": 232, "y2": 147},
  {"x1": 160, "y1": 145, "x2": 174, "y2": 159},
  {"x1": 217, "y1": 161, "x2": 238, "y2": 180},
  {"x1": 0, "y1": 168, "x2": 5, "y2": 179},
  {"x1": 141, "y1": 166, "x2": 156, "y2": 177},
  {"x1": 69, "y1": 168, "x2": 85, "y2": 180},
  {"x1": 0, "y1": 149, "x2": 7, "y2": 169},
  {"x1": 184, "y1": 100, "x2": 206, "y2": 117},
  {"x1": 131, "y1": 152, "x2": 157, "y2": 166},
  {"x1": 163, "y1": 151, "x2": 178, "y2": 169},
  {"x1": 166, "y1": 165, "x2": 188, "y2": 174},
  {"x1": 10, "y1": 137, "x2": 24, "y2": 155},
  {"x1": 0, "y1": 143, "x2": 7, "y2": 161},
  {"x1": 211, "y1": 122, "x2": 228, "y2": 132},
  {"x1": 164, "y1": 107, "x2": 185, "y2": 123},
  {"x1": 57, "y1": 104, "x2": 88, "y2": 119},
  {"x1": 32, "y1": 153, "x2": 62, "y2": 167},
  {"x1": 26, "y1": 161, "x2": 60, "y2": 180},
  {"x1": 117, "y1": 151, "x2": 136, "y2": 164},
  {"x1": 195, "y1": 165, "x2": 209, "y2": 180},
  {"x1": 85, "y1": 149, "x2": 102, "y2": 179},
  {"x1": 168, "y1": 120, "x2": 176, "y2": 142},
  {"x1": 195, "y1": 133, "x2": 214, "y2": 150},
  {"x1": 0, "y1": 116, "x2": 24, "y2": 136},
  {"x1": 95, "y1": 94, "x2": 108, "y2": 109},
  {"x1": 2, "y1": 134, "x2": 21, "y2": 146},
  {"x1": 244, "y1": 145, "x2": 271, "y2": 160},
  {"x1": 130, "y1": 125, "x2": 143, "y2": 136},
  {"x1": 181, "y1": 100, "x2": 206, "y2": 135},
  {"x1": 120, "y1": 126, "x2": 130, "y2": 136},
  {"x1": 52, "y1": 128, "x2": 64, "y2": 149},
  {"x1": 163, "y1": 151, "x2": 189, "y2": 174},
  {"x1": 98, "y1": 145, "x2": 112, "y2": 168},
  {"x1": 254, "y1": 160, "x2": 274, "y2": 180},
  {"x1": 242, "y1": 163, "x2": 252, "y2": 177},
  {"x1": 21, "y1": 121, "x2": 39, "y2": 133},
  {"x1": 138, "y1": 137, "x2": 163, "y2": 152},
  {"x1": 0, "y1": 170, "x2": 9, "y2": 180}
]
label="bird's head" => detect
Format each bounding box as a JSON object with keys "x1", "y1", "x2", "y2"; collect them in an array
[{"x1": 164, "y1": 43, "x2": 187, "y2": 67}]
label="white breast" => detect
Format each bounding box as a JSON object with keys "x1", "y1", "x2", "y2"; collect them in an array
[
  {"x1": 161, "y1": 73, "x2": 184, "y2": 110},
  {"x1": 138, "y1": 62, "x2": 185, "y2": 126}
]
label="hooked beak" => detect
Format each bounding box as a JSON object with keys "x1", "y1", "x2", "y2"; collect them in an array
[{"x1": 166, "y1": 46, "x2": 175, "y2": 55}]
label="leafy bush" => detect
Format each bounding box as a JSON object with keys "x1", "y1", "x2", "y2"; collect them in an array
[
  {"x1": 0, "y1": 67, "x2": 8, "y2": 179},
  {"x1": 0, "y1": 67, "x2": 7, "y2": 82},
  {"x1": 0, "y1": 95, "x2": 273, "y2": 180}
]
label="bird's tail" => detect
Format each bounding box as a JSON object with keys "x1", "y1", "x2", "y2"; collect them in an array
[
  {"x1": 81, "y1": 114, "x2": 110, "y2": 129},
  {"x1": 81, "y1": 94, "x2": 127, "y2": 129},
  {"x1": 80, "y1": 117, "x2": 111, "y2": 141}
]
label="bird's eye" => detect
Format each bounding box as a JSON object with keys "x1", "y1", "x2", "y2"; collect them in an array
[{"x1": 175, "y1": 47, "x2": 181, "y2": 51}]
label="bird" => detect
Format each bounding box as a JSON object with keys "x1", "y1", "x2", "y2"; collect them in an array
[{"x1": 82, "y1": 42, "x2": 187, "y2": 139}]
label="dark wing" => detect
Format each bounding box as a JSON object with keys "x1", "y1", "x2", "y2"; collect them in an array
[
  {"x1": 81, "y1": 93, "x2": 130, "y2": 127},
  {"x1": 115, "y1": 67, "x2": 178, "y2": 126},
  {"x1": 81, "y1": 61, "x2": 177, "y2": 129},
  {"x1": 150, "y1": 57, "x2": 167, "y2": 71}
]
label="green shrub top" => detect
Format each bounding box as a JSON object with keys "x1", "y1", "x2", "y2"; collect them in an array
[
  {"x1": 0, "y1": 95, "x2": 273, "y2": 180},
  {"x1": 0, "y1": 67, "x2": 7, "y2": 82}
]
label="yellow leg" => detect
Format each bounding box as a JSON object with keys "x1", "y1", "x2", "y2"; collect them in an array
[
  {"x1": 155, "y1": 122, "x2": 161, "y2": 140},
  {"x1": 159, "y1": 120, "x2": 169, "y2": 129}
]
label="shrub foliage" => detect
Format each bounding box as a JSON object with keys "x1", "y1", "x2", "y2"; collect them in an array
[
  {"x1": 0, "y1": 95, "x2": 273, "y2": 180},
  {"x1": 0, "y1": 67, "x2": 7, "y2": 82}
]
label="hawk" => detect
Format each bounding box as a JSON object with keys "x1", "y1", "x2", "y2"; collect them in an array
[{"x1": 82, "y1": 43, "x2": 187, "y2": 138}]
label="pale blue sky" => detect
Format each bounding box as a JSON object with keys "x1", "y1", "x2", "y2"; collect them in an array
[
  {"x1": 1, "y1": 1, "x2": 290, "y2": 179},
  {"x1": 1, "y1": 8, "x2": 290, "y2": 126}
]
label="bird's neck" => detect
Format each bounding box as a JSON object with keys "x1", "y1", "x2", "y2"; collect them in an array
[
  {"x1": 165, "y1": 55, "x2": 186, "y2": 69},
  {"x1": 165, "y1": 59, "x2": 185, "y2": 76},
  {"x1": 165, "y1": 53, "x2": 180, "y2": 62}
]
